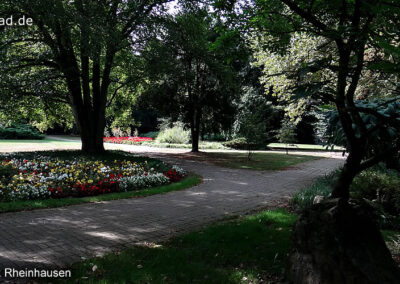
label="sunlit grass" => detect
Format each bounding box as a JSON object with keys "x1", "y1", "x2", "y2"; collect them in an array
[{"x1": 55, "y1": 209, "x2": 296, "y2": 284}]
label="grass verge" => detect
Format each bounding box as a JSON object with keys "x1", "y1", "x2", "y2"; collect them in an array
[
  {"x1": 202, "y1": 152, "x2": 319, "y2": 171},
  {"x1": 0, "y1": 173, "x2": 201, "y2": 213},
  {"x1": 267, "y1": 143, "x2": 345, "y2": 152},
  {"x1": 54, "y1": 209, "x2": 296, "y2": 284},
  {"x1": 48, "y1": 208, "x2": 399, "y2": 284}
]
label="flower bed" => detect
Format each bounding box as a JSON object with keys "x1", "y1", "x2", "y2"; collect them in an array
[
  {"x1": 0, "y1": 155, "x2": 186, "y2": 202},
  {"x1": 104, "y1": 136, "x2": 153, "y2": 144}
]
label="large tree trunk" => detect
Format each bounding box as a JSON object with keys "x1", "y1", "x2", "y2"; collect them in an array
[
  {"x1": 190, "y1": 107, "x2": 201, "y2": 152},
  {"x1": 331, "y1": 149, "x2": 363, "y2": 200},
  {"x1": 79, "y1": 110, "x2": 105, "y2": 153},
  {"x1": 286, "y1": 198, "x2": 400, "y2": 284}
]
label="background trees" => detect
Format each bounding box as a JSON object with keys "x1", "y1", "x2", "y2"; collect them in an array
[{"x1": 140, "y1": 4, "x2": 247, "y2": 151}]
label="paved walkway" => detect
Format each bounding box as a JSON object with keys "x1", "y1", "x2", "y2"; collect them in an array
[{"x1": 0, "y1": 153, "x2": 344, "y2": 270}]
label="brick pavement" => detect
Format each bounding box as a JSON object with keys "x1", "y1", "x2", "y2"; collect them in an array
[{"x1": 0, "y1": 155, "x2": 344, "y2": 270}]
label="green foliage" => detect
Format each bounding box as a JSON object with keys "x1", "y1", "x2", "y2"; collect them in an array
[
  {"x1": 222, "y1": 138, "x2": 249, "y2": 150},
  {"x1": 141, "y1": 131, "x2": 159, "y2": 139},
  {"x1": 0, "y1": 164, "x2": 18, "y2": 185},
  {"x1": 276, "y1": 120, "x2": 297, "y2": 144},
  {"x1": 0, "y1": 123, "x2": 44, "y2": 140},
  {"x1": 156, "y1": 126, "x2": 190, "y2": 144},
  {"x1": 325, "y1": 98, "x2": 400, "y2": 157},
  {"x1": 140, "y1": 4, "x2": 248, "y2": 150},
  {"x1": 61, "y1": 209, "x2": 296, "y2": 283},
  {"x1": 351, "y1": 168, "x2": 400, "y2": 217},
  {"x1": 291, "y1": 172, "x2": 337, "y2": 211},
  {"x1": 292, "y1": 165, "x2": 400, "y2": 229},
  {"x1": 235, "y1": 89, "x2": 278, "y2": 154},
  {"x1": 202, "y1": 133, "x2": 227, "y2": 142},
  {"x1": 253, "y1": 32, "x2": 330, "y2": 122}
]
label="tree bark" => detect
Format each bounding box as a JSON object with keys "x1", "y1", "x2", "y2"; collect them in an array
[
  {"x1": 286, "y1": 199, "x2": 400, "y2": 284},
  {"x1": 331, "y1": 148, "x2": 363, "y2": 200},
  {"x1": 191, "y1": 107, "x2": 201, "y2": 152}
]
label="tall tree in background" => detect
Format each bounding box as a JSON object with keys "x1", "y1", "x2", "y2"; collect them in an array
[
  {"x1": 0, "y1": 0, "x2": 170, "y2": 152},
  {"x1": 142, "y1": 4, "x2": 246, "y2": 152}
]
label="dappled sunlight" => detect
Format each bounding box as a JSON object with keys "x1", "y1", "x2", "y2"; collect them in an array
[{"x1": 0, "y1": 156, "x2": 343, "y2": 270}]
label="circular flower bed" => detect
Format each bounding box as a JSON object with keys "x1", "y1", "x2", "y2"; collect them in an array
[{"x1": 0, "y1": 155, "x2": 186, "y2": 201}]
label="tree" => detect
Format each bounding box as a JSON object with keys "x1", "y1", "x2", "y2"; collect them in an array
[
  {"x1": 276, "y1": 120, "x2": 296, "y2": 154},
  {"x1": 0, "y1": 0, "x2": 170, "y2": 152},
  {"x1": 243, "y1": 0, "x2": 400, "y2": 281},
  {"x1": 141, "y1": 4, "x2": 246, "y2": 152}
]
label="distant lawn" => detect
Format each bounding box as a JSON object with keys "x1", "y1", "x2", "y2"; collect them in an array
[
  {"x1": 0, "y1": 137, "x2": 81, "y2": 151},
  {"x1": 56, "y1": 209, "x2": 296, "y2": 284},
  {"x1": 268, "y1": 143, "x2": 345, "y2": 152},
  {"x1": 0, "y1": 173, "x2": 201, "y2": 213},
  {"x1": 0, "y1": 137, "x2": 67, "y2": 144},
  {"x1": 203, "y1": 152, "x2": 319, "y2": 171}
]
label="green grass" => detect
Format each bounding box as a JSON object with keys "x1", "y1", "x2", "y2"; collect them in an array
[
  {"x1": 203, "y1": 152, "x2": 319, "y2": 171},
  {"x1": 55, "y1": 209, "x2": 296, "y2": 284},
  {"x1": 267, "y1": 143, "x2": 345, "y2": 152},
  {"x1": 0, "y1": 137, "x2": 68, "y2": 144},
  {"x1": 0, "y1": 173, "x2": 201, "y2": 213}
]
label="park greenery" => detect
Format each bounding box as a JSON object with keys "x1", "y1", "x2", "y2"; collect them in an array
[{"x1": 0, "y1": 0, "x2": 400, "y2": 282}]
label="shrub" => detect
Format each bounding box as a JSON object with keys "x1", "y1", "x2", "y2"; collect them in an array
[
  {"x1": 141, "y1": 131, "x2": 159, "y2": 139},
  {"x1": 222, "y1": 138, "x2": 249, "y2": 150},
  {"x1": 351, "y1": 168, "x2": 400, "y2": 216},
  {"x1": 202, "y1": 133, "x2": 227, "y2": 141},
  {"x1": 0, "y1": 123, "x2": 44, "y2": 140},
  {"x1": 291, "y1": 172, "x2": 336, "y2": 211},
  {"x1": 291, "y1": 166, "x2": 400, "y2": 229},
  {"x1": 156, "y1": 126, "x2": 190, "y2": 144}
]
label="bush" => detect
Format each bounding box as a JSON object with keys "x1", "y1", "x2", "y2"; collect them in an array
[
  {"x1": 156, "y1": 126, "x2": 190, "y2": 144},
  {"x1": 291, "y1": 172, "x2": 336, "y2": 211},
  {"x1": 291, "y1": 166, "x2": 400, "y2": 229},
  {"x1": 351, "y1": 168, "x2": 400, "y2": 216},
  {"x1": 141, "y1": 131, "x2": 159, "y2": 139},
  {"x1": 202, "y1": 133, "x2": 227, "y2": 141},
  {"x1": 0, "y1": 123, "x2": 44, "y2": 140},
  {"x1": 222, "y1": 138, "x2": 249, "y2": 150}
]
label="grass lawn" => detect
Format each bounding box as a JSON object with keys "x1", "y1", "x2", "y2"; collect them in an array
[
  {"x1": 267, "y1": 143, "x2": 345, "y2": 152},
  {"x1": 0, "y1": 137, "x2": 78, "y2": 144},
  {"x1": 0, "y1": 137, "x2": 81, "y2": 151},
  {"x1": 55, "y1": 209, "x2": 296, "y2": 284},
  {"x1": 202, "y1": 152, "x2": 319, "y2": 171},
  {"x1": 0, "y1": 173, "x2": 201, "y2": 213},
  {"x1": 54, "y1": 209, "x2": 400, "y2": 284},
  {"x1": 55, "y1": 207, "x2": 400, "y2": 284}
]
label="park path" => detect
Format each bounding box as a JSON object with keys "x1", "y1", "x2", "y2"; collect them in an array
[{"x1": 0, "y1": 151, "x2": 344, "y2": 270}]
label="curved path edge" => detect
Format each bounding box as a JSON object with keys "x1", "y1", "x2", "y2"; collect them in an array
[{"x1": 0, "y1": 156, "x2": 344, "y2": 270}]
